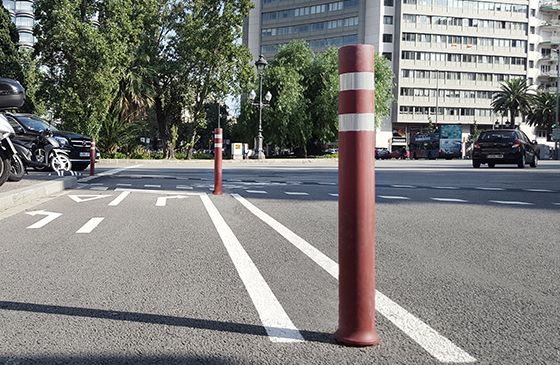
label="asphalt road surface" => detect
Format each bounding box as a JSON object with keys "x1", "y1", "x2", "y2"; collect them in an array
[{"x1": 1, "y1": 159, "x2": 559, "y2": 364}]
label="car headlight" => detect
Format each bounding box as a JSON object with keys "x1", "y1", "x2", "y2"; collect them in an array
[{"x1": 54, "y1": 136, "x2": 70, "y2": 148}]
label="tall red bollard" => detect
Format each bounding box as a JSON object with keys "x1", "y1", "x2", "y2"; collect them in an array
[
  {"x1": 90, "y1": 138, "x2": 96, "y2": 176},
  {"x1": 213, "y1": 128, "x2": 223, "y2": 195},
  {"x1": 334, "y1": 45, "x2": 379, "y2": 347}
]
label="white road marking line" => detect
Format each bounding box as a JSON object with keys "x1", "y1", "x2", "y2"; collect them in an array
[
  {"x1": 176, "y1": 185, "x2": 193, "y2": 190},
  {"x1": 116, "y1": 183, "x2": 132, "y2": 187},
  {"x1": 391, "y1": 184, "x2": 416, "y2": 188},
  {"x1": 90, "y1": 183, "x2": 104, "y2": 186},
  {"x1": 155, "y1": 195, "x2": 189, "y2": 207},
  {"x1": 76, "y1": 217, "x2": 104, "y2": 233},
  {"x1": 553, "y1": 203, "x2": 560, "y2": 206},
  {"x1": 524, "y1": 188, "x2": 552, "y2": 192},
  {"x1": 329, "y1": 193, "x2": 339, "y2": 197},
  {"x1": 90, "y1": 186, "x2": 109, "y2": 191},
  {"x1": 108, "y1": 191, "x2": 130, "y2": 206},
  {"x1": 430, "y1": 198, "x2": 468, "y2": 203},
  {"x1": 26, "y1": 211, "x2": 63, "y2": 229},
  {"x1": 285, "y1": 192, "x2": 309, "y2": 196},
  {"x1": 115, "y1": 188, "x2": 202, "y2": 196},
  {"x1": 145, "y1": 184, "x2": 161, "y2": 188},
  {"x1": 378, "y1": 196, "x2": 410, "y2": 200},
  {"x1": 432, "y1": 186, "x2": 459, "y2": 190},
  {"x1": 246, "y1": 190, "x2": 268, "y2": 194},
  {"x1": 475, "y1": 187, "x2": 504, "y2": 191},
  {"x1": 489, "y1": 200, "x2": 533, "y2": 206},
  {"x1": 68, "y1": 195, "x2": 112, "y2": 203},
  {"x1": 233, "y1": 194, "x2": 476, "y2": 363},
  {"x1": 200, "y1": 194, "x2": 303, "y2": 343}
]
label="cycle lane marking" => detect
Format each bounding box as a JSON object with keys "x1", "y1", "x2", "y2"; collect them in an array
[
  {"x1": 200, "y1": 194, "x2": 304, "y2": 343},
  {"x1": 232, "y1": 193, "x2": 476, "y2": 363}
]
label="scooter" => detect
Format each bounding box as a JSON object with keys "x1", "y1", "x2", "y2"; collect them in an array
[
  {"x1": 0, "y1": 114, "x2": 18, "y2": 186},
  {"x1": 10, "y1": 128, "x2": 72, "y2": 176}
]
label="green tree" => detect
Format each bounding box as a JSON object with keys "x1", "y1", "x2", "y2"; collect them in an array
[
  {"x1": 33, "y1": 0, "x2": 141, "y2": 137},
  {"x1": 235, "y1": 42, "x2": 395, "y2": 155},
  {"x1": 168, "y1": 0, "x2": 254, "y2": 159},
  {"x1": 0, "y1": 6, "x2": 23, "y2": 82},
  {"x1": 491, "y1": 78, "x2": 533, "y2": 128},
  {"x1": 525, "y1": 91, "x2": 557, "y2": 130}
]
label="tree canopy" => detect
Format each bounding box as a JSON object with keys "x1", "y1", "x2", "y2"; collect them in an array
[
  {"x1": 234, "y1": 41, "x2": 395, "y2": 156},
  {"x1": 491, "y1": 78, "x2": 534, "y2": 128}
]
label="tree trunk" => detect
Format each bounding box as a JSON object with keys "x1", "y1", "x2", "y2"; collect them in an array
[
  {"x1": 155, "y1": 97, "x2": 175, "y2": 159},
  {"x1": 187, "y1": 128, "x2": 198, "y2": 159}
]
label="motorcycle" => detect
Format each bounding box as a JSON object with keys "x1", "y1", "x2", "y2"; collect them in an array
[
  {"x1": 0, "y1": 114, "x2": 18, "y2": 186},
  {"x1": 10, "y1": 128, "x2": 72, "y2": 177}
]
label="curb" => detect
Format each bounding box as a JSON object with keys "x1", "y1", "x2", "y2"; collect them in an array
[
  {"x1": 0, "y1": 176, "x2": 77, "y2": 211},
  {"x1": 97, "y1": 158, "x2": 339, "y2": 165}
]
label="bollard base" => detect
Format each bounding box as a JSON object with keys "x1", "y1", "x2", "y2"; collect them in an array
[{"x1": 334, "y1": 329, "x2": 380, "y2": 347}]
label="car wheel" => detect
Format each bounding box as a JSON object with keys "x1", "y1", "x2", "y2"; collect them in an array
[
  {"x1": 33, "y1": 148, "x2": 48, "y2": 171},
  {"x1": 517, "y1": 152, "x2": 526, "y2": 168},
  {"x1": 488, "y1": 163, "x2": 495, "y2": 168},
  {"x1": 473, "y1": 160, "x2": 481, "y2": 168},
  {"x1": 530, "y1": 154, "x2": 538, "y2": 168}
]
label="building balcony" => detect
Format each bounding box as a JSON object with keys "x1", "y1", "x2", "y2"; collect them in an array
[{"x1": 540, "y1": 1, "x2": 560, "y2": 11}]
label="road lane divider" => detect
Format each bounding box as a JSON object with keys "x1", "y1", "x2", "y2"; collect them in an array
[
  {"x1": 232, "y1": 193, "x2": 476, "y2": 363},
  {"x1": 108, "y1": 191, "x2": 130, "y2": 206},
  {"x1": 76, "y1": 217, "x2": 104, "y2": 233},
  {"x1": 200, "y1": 194, "x2": 304, "y2": 343}
]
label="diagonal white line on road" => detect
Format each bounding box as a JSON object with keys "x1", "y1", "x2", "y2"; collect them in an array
[
  {"x1": 233, "y1": 193, "x2": 476, "y2": 363},
  {"x1": 108, "y1": 191, "x2": 130, "y2": 206},
  {"x1": 200, "y1": 194, "x2": 303, "y2": 343},
  {"x1": 76, "y1": 217, "x2": 104, "y2": 233}
]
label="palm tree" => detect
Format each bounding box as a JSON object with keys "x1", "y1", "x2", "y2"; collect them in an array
[
  {"x1": 491, "y1": 78, "x2": 534, "y2": 128},
  {"x1": 525, "y1": 91, "x2": 557, "y2": 129}
]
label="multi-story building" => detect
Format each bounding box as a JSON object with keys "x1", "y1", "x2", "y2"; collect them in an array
[
  {"x1": 2, "y1": 0, "x2": 35, "y2": 47},
  {"x1": 244, "y1": 0, "x2": 557, "y2": 153}
]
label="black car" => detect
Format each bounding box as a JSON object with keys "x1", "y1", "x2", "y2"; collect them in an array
[
  {"x1": 375, "y1": 149, "x2": 391, "y2": 159},
  {"x1": 472, "y1": 129, "x2": 539, "y2": 168},
  {"x1": 4, "y1": 113, "x2": 99, "y2": 171}
]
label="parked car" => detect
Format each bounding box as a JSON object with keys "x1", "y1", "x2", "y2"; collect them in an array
[
  {"x1": 4, "y1": 113, "x2": 100, "y2": 171},
  {"x1": 472, "y1": 129, "x2": 539, "y2": 168},
  {"x1": 375, "y1": 149, "x2": 391, "y2": 159},
  {"x1": 324, "y1": 148, "x2": 338, "y2": 155}
]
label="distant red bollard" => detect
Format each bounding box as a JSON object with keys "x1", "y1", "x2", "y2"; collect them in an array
[
  {"x1": 214, "y1": 128, "x2": 223, "y2": 195},
  {"x1": 90, "y1": 138, "x2": 96, "y2": 176},
  {"x1": 334, "y1": 44, "x2": 379, "y2": 347}
]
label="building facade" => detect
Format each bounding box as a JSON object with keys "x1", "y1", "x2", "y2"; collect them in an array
[
  {"x1": 2, "y1": 0, "x2": 35, "y2": 47},
  {"x1": 244, "y1": 0, "x2": 557, "y2": 153}
]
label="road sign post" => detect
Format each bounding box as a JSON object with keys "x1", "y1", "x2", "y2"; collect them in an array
[
  {"x1": 214, "y1": 128, "x2": 223, "y2": 195},
  {"x1": 334, "y1": 45, "x2": 379, "y2": 347}
]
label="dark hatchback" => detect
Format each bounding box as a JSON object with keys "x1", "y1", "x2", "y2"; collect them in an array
[
  {"x1": 5, "y1": 113, "x2": 100, "y2": 171},
  {"x1": 472, "y1": 129, "x2": 539, "y2": 168}
]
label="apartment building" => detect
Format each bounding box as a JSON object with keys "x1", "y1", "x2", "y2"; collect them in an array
[
  {"x1": 2, "y1": 0, "x2": 35, "y2": 47},
  {"x1": 244, "y1": 0, "x2": 558, "y2": 151}
]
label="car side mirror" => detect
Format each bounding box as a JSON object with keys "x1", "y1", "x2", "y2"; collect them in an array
[{"x1": 14, "y1": 126, "x2": 24, "y2": 134}]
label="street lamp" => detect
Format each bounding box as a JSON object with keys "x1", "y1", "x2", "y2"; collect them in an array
[{"x1": 248, "y1": 54, "x2": 271, "y2": 159}]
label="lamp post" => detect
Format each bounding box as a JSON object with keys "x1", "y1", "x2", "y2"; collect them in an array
[
  {"x1": 249, "y1": 54, "x2": 271, "y2": 159},
  {"x1": 554, "y1": 47, "x2": 560, "y2": 159},
  {"x1": 435, "y1": 69, "x2": 439, "y2": 127}
]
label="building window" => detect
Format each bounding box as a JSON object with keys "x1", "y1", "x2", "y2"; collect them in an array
[
  {"x1": 382, "y1": 52, "x2": 392, "y2": 61},
  {"x1": 384, "y1": 0, "x2": 394, "y2": 6},
  {"x1": 529, "y1": 61, "x2": 534, "y2": 68},
  {"x1": 530, "y1": 26, "x2": 535, "y2": 34},
  {"x1": 530, "y1": 43, "x2": 534, "y2": 52},
  {"x1": 383, "y1": 16, "x2": 393, "y2": 25},
  {"x1": 383, "y1": 34, "x2": 393, "y2": 43},
  {"x1": 531, "y1": 9, "x2": 536, "y2": 16}
]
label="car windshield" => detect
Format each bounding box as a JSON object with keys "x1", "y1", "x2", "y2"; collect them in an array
[
  {"x1": 479, "y1": 131, "x2": 516, "y2": 142},
  {"x1": 17, "y1": 115, "x2": 59, "y2": 133}
]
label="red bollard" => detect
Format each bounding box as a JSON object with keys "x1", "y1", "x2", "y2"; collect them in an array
[
  {"x1": 334, "y1": 45, "x2": 379, "y2": 347},
  {"x1": 90, "y1": 138, "x2": 96, "y2": 176},
  {"x1": 213, "y1": 128, "x2": 223, "y2": 195}
]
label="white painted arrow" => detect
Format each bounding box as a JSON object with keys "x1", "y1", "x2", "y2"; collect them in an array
[
  {"x1": 26, "y1": 210, "x2": 63, "y2": 229},
  {"x1": 68, "y1": 195, "x2": 112, "y2": 203},
  {"x1": 156, "y1": 195, "x2": 189, "y2": 207}
]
